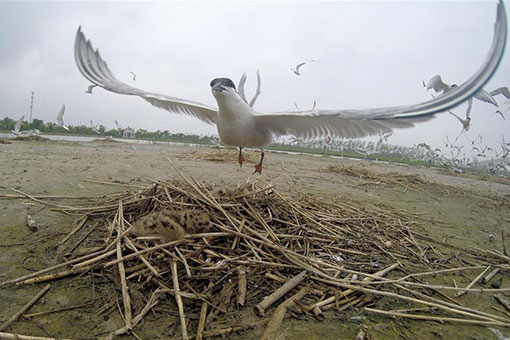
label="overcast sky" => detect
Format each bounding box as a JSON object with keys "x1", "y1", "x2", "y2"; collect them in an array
[{"x1": 1, "y1": 1, "x2": 509, "y2": 157}]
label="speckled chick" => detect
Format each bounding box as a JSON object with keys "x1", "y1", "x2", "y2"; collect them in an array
[{"x1": 131, "y1": 209, "x2": 211, "y2": 243}]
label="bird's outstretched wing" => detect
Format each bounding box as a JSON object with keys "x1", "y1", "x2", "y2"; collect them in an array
[
  {"x1": 490, "y1": 87, "x2": 510, "y2": 99},
  {"x1": 426, "y1": 75, "x2": 450, "y2": 93},
  {"x1": 474, "y1": 89, "x2": 498, "y2": 106},
  {"x1": 74, "y1": 27, "x2": 218, "y2": 125},
  {"x1": 57, "y1": 104, "x2": 65, "y2": 123},
  {"x1": 13, "y1": 115, "x2": 24, "y2": 134},
  {"x1": 255, "y1": 1, "x2": 506, "y2": 140}
]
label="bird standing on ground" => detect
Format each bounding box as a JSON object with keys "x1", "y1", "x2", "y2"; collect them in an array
[
  {"x1": 291, "y1": 62, "x2": 306, "y2": 76},
  {"x1": 11, "y1": 115, "x2": 24, "y2": 135},
  {"x1": 56, "y1": 105, "x2": 68, "y2": 130},
  {"x1": 74, "y1": 1, "x2": 507, "y2": 174}
]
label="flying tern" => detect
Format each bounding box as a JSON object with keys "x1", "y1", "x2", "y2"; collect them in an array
[
  {"x1": 85, "y1": 84, "x2": 97, "y2": 94},
  {"x1": 237, "y1": 71, "x2": 261, "y2": 108},
  {"x1": 74, "y1": 1, "x2": 507, "y2": 174},
  {"x1": 489, "y1": 86, "x2": 510, "y2": 99},
  {"x1": 448, "y1": 111, "x2": 471, "y2": 132},
  {"x1": 11, "y1": 115, "x2": 24, "y2": 135},
  {"x1": 130, "y1": 72, "x2": 137, "y2": 81},
  {"x1": 291, "y1": 62, "x2": 306, "y2": 76},
  {"x1": 56, "y1": 104, "x2": 68, "y2": 130}
]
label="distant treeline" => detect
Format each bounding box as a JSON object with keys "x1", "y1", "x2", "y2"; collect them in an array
[{"x1": 0, "y1": 117, "x2": 213, "y2": 144}]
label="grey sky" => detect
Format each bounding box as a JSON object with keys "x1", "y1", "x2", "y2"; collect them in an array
[{"x1": 1, "y1": 1, "x2": 508, "y2": 157}]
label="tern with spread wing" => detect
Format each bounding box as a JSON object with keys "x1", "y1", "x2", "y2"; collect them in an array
[
  {"x1": 56, "y1": 104, "x2": 68, "y2": 130},
  {"x1": 291, "y1": 62, "x2": 307, "y2": 76},
  {"x1": 74, "y1": 1, "x2": 507, "y2": 174},
  {"x1": 11, "y1": 115, "x2": 24, "y2": 136}
]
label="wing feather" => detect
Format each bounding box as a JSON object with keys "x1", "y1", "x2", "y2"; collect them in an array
[
  {"x1": 255, "y1": 1, "x2": 507, "y2": 140},
  {"x1": 74, "y1": 27, "x2": 218, "y2": 125}
]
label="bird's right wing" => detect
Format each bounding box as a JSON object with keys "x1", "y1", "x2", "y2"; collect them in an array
[
  {"x1": 426, "y1": 75, "x2": 449, "y2": 93},
  {"x1": 57, "y1": 104, "x2": 65, "y2": 121},
  {"x1": 255, "y1": 1, "x2": 507, "y2": 141},
  {"x1": 490, "y1": 87, "x2": 510, "y2": 99},
  {"x1": 74, "y1": 27, "x2": 218, "y2": 125}
]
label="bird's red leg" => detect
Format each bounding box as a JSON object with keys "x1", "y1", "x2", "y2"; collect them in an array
[
  {"x1": 238, "y1": 147, "x2": 245, "y2": 167},
  {"x1": 253, "y1": 151, "x2": 265, "y2": 174}
]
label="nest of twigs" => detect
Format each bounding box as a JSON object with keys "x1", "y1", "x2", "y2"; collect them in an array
[{"x1": 2, "y1": 174, "x2": 510, "y2": 339}]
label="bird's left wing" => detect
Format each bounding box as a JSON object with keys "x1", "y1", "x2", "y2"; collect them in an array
[
  {"x1": 57, "y1": 104, "x2": 65, "y2": 121},
  {"x1": 255, "y1": 0, "x2": 507, "y2": 140},
  {"x1": 74, "y1": 27, "x2": 218, "y2": 125}
]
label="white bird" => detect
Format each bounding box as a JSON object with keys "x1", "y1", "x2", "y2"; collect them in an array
[
  {"x1": 130, "y1": 71, "x2": 136, "y2": 81},
  {"x1": 11, "y1": 115, "x2": 24, "y2": 135},
  {"x1": 56, "y1": 104, "x2": 68, "y2": 130},
  {"x1": 85, "y1": 84, "x2": 97, "y2": 94},
  {"x1": 237, "y1": 70, "x2": 261, "y2": 108},
  {"x1": 115, "y1": 120, "x2": 124, "y2": 130},
  {"x1": 74, "y1": 2, "x2": 507, "y2": 174},
  {"x1": 291, "y1": 62, "x2": 306, "y2": 76},
  {"x1": 376, "y1": 132, "x2": 393, "y2": 150},
  {"x1": 90, "y1": 120, "x2": 100, "y2": 133},
  {"x1": 448, "y1": 110, "x2": 471, "y2": 132},
  {"x1": 494, "y1": 110, "x2": 506, "y2": 120}
]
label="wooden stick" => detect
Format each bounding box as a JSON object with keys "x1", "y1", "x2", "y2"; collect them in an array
[
  {"x1": 365, "y1": 307, "x2": 510, "y2": 327},
  {"x1": 201, "y1": 319, "x2": 268, "y2": 338},
  {"x1": 0, "y1": 332, "x2": 72, "y2": 340},
  {"x1": 455, "y1": 266, "x2": 490, "y2": 297},
  {"x1": 483, "y1": 268, "x2": 500, "y2": 284},
  {"x1": 0, "y1": 284, "x2": 51, "y2": 331},
  {"x1": 237, "y1": 266, "x2": 247, "y2": 306},
  {"x1": 494, "y1": 294, "x2": 510, "y2": 312},
  {"x1": 58, "y1": 215, "x2": 88, "y2": 245},
  {"x1": 195, "y1": 301, "x2": 208, "y2": 340},
  {"x1": 260, "y1": 286, "x2": 307, "y2": 340},
  {"x1": 256, "y1": 270, "x2": 307, "y2": 316},
  {"x1": 0, "y1": 248, "x2": 110, "y2": 287},
  {"x1": 23, "y1": 302, "x2": 91, "y2": 319},
  {"x1": 116, "y1": 202, "x2": 132, "y2": 330},
  {"x1": 171, "y1": 259, "x2": 188, "y2": 340},
  {"x1": 503, "y1": 230, "x2": 508, "y2": 257}
]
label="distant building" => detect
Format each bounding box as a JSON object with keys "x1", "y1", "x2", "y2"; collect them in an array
[{"x1": 123, "y1": 127, "x2": 135, "y2": 139}]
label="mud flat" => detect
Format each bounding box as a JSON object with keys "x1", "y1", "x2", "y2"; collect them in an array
[{"x1": 1, "y1": 139, "x2": 509, "y2": 339}]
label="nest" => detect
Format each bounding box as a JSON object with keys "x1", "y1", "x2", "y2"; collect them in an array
[
  {"x1": 12, "y1": 135, "x2": 50, "y2": 142},
  {"x1": 2, "y1": 174, "x2": 510, "y2": 339}
]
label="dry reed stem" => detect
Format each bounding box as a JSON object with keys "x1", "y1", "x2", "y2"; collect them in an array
[
  {"x1": 171, "y1": 259, "x2": 188, "y2": 340},
  {"x1": 0, "y1": 284, "x2": 51, "y2": 331},
  {"x1": 455, "y1": 266, "x2": 491, "y2": 297},
  {"x1": 256, "y1": 270, "x2": 307, "y2": 316},
  {"x1": 260, "y1": 286, "x2": 308, "y2": 340},
  {"x1": 365, "y1": 307, "x2": 510, "y2": 327},
  {"x1": 195, "y1": 301, "x2": 208, "y2": 340},
  {"x1": 116, "y1": 202, "x2": 132, "y2": 329}
]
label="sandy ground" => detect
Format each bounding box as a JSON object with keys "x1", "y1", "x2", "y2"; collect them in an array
[{"x1": 0, "y1": 138, "x2": 509, "y2": 339}]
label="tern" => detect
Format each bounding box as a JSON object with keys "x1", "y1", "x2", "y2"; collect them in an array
[
  {"x1": 237, "y1": 71, "x2": 261, "y2": 108},
  {"x1": 74, "y1": 1, "x2": 507, "y2": 174},
  {"x1": 56, "y1": 104, "x2": 68, "y2": 130},
  {"x1": 85, "y1": 84, "x2": 97, "y2": 94},
  {"x1": 291, "y1": 62, "x2": 306, "y2": 76},
  {"x1": 11, "y1": 115, "x2": 24, "y2": 135},
  {"x1": 448, "y1": 110, "x2": 471, "y2": 132},
  {"x1": 130, "y1": 71, "x2": 137, "y2": 81},
  {"x1": 490, "y1": 86, "x2": 510, "y2": 99},
  {"x1": 90, "y1": 120, "x2": 100, "y2": 133}
]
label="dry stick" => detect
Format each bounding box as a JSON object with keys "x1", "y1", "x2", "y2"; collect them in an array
[
  {"x1": 313, "y1": 277, "x2": 503, "y2": 323},
  {"x1": 171, "y1": 260, "x2": 188, "y2": 340},
  {"x1": 201, "y1": 319, "x2": 268, "y2": 338},
  {"x1": 455, "y1": 266, "x2": 491, "y2": 297},
  {"x1": 494, "y1": 294, "x2": 510, "y2": 312},
  {"x1": 116, "y1": 201, "x2": 132, "y2": 330},
  {"x1": 397, "y1": 265, "x2": 487, "y2": 282},
  {"x1": 61, "y1": 222, "x2": 99, "y2": 257},
  {"x1": 123, "y1": 236, "x2": 161, "y2": 278},
  {"x1": 175, "y1": 247, "x2": 191, "y2": 278},
  {"x1": 10, "y1": 188, "x2": 77, "y2": 210},
  {"x1": 396, "y1": 284, "x2": 510, "y2": 324},
  {"x1": 260, "y1": 286, "x2": 308, "y2": 340},
  {"x1": 483, "y1": 268, "x2": 500, "y2": 284},
  {"x1": 308, "y1": 263, "x2": 399, "y2": 311},
  {"x1": 365, "y1": 307, "x2": 510, "y2": 327},
  {"x1": 195, "y1": 301, "x2": 208, "y2": 340},
  {"x1": 502, "y1": 230, "x2": 508, "y2": 257},
  {"x1": 82, "y1": 178, "x2": 146, "y2": 189},
  {"x1": 256, "y1": 270, "x2": 307, "y2": 316},
  {"x1": 237, "y1": 266, "x2": 247, "y2": 306},
  {"x1": 23, "y1": 302, "x2": 92, "y2": 319},
  {"x1": 0, "y1": 284, "x2": 51, "y2": 331},
  {"x1": 103, "y1": 232, "x2": 231, "y2": 268},
  {"x1": 104, "y1": 289, "x2": 161, "y2": 340},
  {"x1": 0, "y1": 332, "x2": 72, "y2": 340},
  {"x1": 0, "y1": 248, "x2": 110, "y2": 287},
  {"x1": 58, "y1": 215, "x2": 89, "y2": 245},
  {"x1": 18, "y1": 266, "x2": 90, "y2": 285}
]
